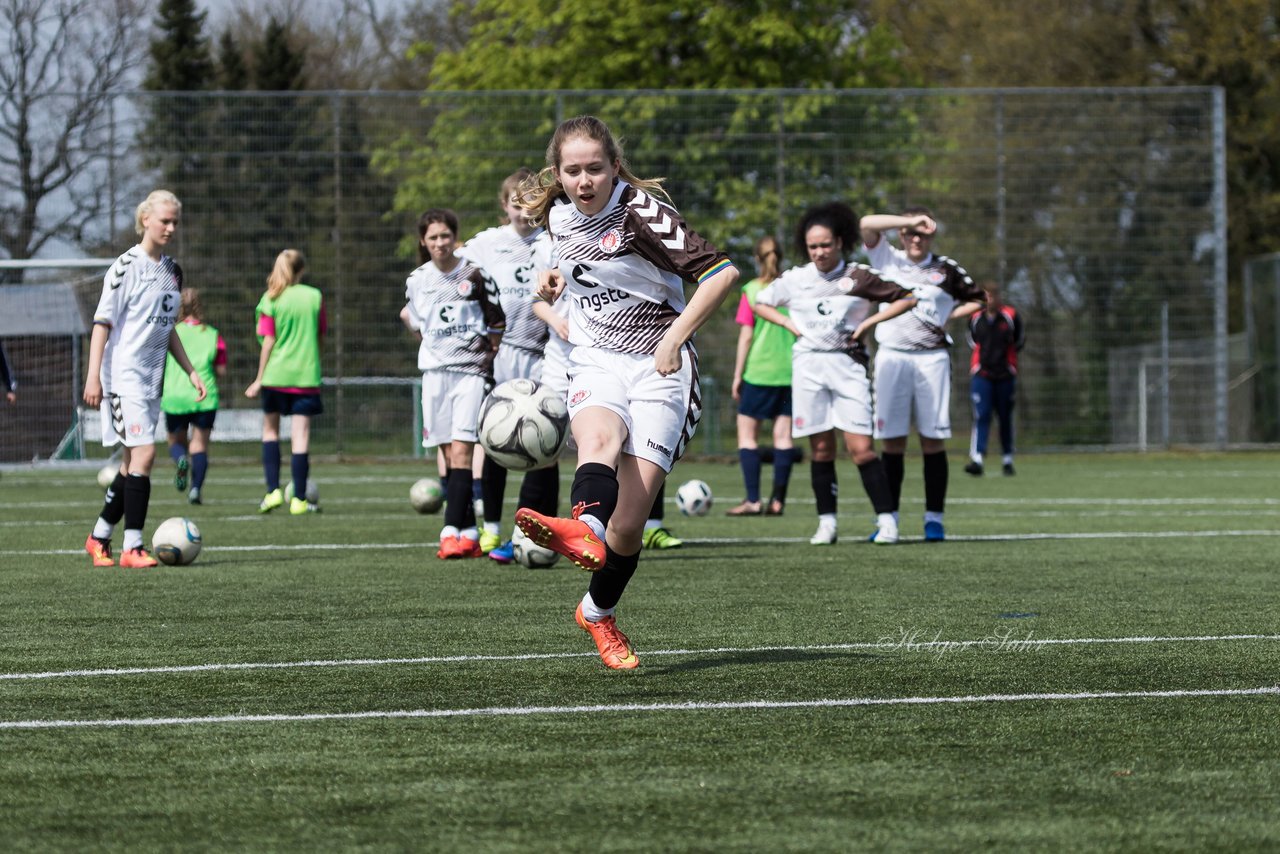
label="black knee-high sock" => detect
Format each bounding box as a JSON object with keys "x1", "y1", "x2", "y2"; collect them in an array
[
  {"x1": 191, "y1": 452, "x2": 208, "y2": 489},
  {"x1": 100, "y1": 472, "x2": 127, "y2": 525},
  {"x1": 589, "y1": 544, "x2": 640, "y2": 611},
  {"x1": 481, "y1": 455, "x2": 508, "y2": 525},
  {"x1": 811, "y1": 459, "x2": 837, "y2": 516},
  {"x1": 262, "y1": 441, "x2": 281, "y2": 491},
  {"x1": 290, "y1": 453, "x2": 309, "y2": 500},
  {"x1": 123, "y1": 474, "x2": 151, "y2": 533},
  {"x1": 571, "y1": 462, "x2": 618, "y2": 526},
  {"x1": 857, "y1": 457, "x2": 894, "y2": 514},
  {"x1": 882, "y1": 452, "x2": 905, "y2": 513},
  {"x1": 770, "y1": 447, "x2": 798, "y2": 504},
  {"x1": 518, "y1": 464, "x2": 559, "y2": 516},
  {"x1": 739, "y1": 448, "x2": 762, "y2": 503},
  {"x1": 648, "y1": 482, "x2": 666, "y2": 522},
  {"x1": 923, "y1": 451, "x2": 948, "y2": 514},
  {"x1": 444, "y1": 466, "x2": 475, "y2": 529}
]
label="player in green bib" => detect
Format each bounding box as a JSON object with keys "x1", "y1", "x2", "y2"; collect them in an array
[
  {"x1": 245, "y1": 249, "x2": 326, "y2": 515},
  {"x1": 727, "y1": 235, "x2": 798, "y2": 516},
  {"x1": 162, "y1": 289, "x2": 226, "y2": 504}
]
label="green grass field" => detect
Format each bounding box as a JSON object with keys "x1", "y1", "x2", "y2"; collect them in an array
[{"x1": 1, "y1": 452, "x2": 1278, "y2": 852}]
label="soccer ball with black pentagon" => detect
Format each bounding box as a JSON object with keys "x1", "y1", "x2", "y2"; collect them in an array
[
  {"x1": 152, "y1": 517, "x2": 202, "y2": 565},
  {"x1": 477, "y1": 378, "x2": 569, "y2": 472},
  {"x1": 410, "y1": 477, "x2": 445, "y2": 514},
  {"x1": 675, "y1": 479, "x2": 713, "y2": 516},
  {"x1": 511, "y1": 527, "x2": 560, "y2": 569}
]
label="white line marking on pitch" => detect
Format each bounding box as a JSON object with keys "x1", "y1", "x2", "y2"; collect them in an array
[
  {"x1": 2, "y1": 686, "x2": 1276, "y2": 730},
  {"x1": 7, "y1": 529, "x2": 1280, "y2": 558},
  {"x1": 1, "y1": 634, "x2": 1275, "y2": 682}
]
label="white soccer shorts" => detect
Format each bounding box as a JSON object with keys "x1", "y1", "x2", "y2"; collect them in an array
[
  {"x1": 494, "y1": 346, "x2": 545, "y2": 387},
  {"x1": 872, "y1": 347, "x2": 953, "y2": 440},
  {"x1": 565, "y1": 345, "x2": 700, "y2": 473},
  {"x1": 101, "y1": 395, "x2": 161, "y2": 448},
  {"x1": 790, "y1": 351, "x2": 874, "y2": 438},
  {"x1": 420, "y1": 370, "x2": 488, "y2": 449}
]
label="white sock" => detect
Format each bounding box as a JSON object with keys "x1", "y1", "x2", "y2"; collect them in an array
[
  {"x1": 971, "y1": 452, "x2": 984, "y2": 464},
  {"x1": 583, "y1": 513, "x2": 608, "y2": 542},
  {"x1": 877, "y1": 512, "x2": 897, "y2": 530},
  {"x1": 93, "y1": 518, "x2": 114, "y2": 540},
  {"x1": 924, "y1": 511, "x2": 944, "y2": 525},
  {"x1": 123, "y1": 529, "x2": 143, "y2": 550},
  {"x1": 818, "y1": 513, "x2": 837, "y2": 529},
  {"x1": 643, "y1": 518, "x2": 661, "y2": 532},
  {"x1": 484, "y1": 521, "x2": 500, "y2": 536},
  {"x1": 439, "y1": 525, "x2": 459, "y2": 543},
  {"x1": 580, "y1": 591, "x2": 613, "y2": 622},
  {"x1": 1003, "y1": 454, "x2": 1014, "y2": 465},
  {"x1": 460, "y1": 526, "x2": 479, "y2": 541}
]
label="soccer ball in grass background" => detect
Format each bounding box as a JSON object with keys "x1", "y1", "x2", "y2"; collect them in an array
[
  {"x1": 284, "y1": 480, "x2": 320, "y2": 504},
  {"x1": 152, "y1": 517, "x2": 202, "y2": 566},
  {"x1": 478, "y1": 378, "x2": 569, "y2": 472},
  {"x1": 511, "y1": 528, "x2": 560, "y2": 569},
  {"x1": 410, "y1": 477, "x2": 445, "y2": 514},
  {"x1": 675, "y1": 479, "x2": 714, "y2": 516}
]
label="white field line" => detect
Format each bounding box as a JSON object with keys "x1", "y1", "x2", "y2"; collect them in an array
[
  {"x1": 8, "y1": 528, "x2": 1280, "y2": 557},
  {"x1": 2, "y1": 686, "x2": 1277, "y2": 730},
  {"x1": 2, "y1": 633, "x2": 1276, "y2": 682}
]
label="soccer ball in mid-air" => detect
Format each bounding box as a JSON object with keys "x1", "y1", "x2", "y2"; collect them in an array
[
  {"x1": 478, "y1": 378, "x2": 569, "y2": 472},
  {"x1": 284, "y1": 479, "x2": 320, "y2": 504},
  {"x1": 410, "y1": 477, "x2": 445, "y2": 514},
  {"x1": 152, "y1": 517, "x2": 202, "y2": 566},
  {"x1": 97, "y1": 462, "x2": 119, "y2": 489},
  {"x1": 675, "y1": 479, "x2": 713, "y2": 516}
]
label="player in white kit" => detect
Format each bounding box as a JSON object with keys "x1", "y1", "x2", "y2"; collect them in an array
[
  {"x1": 754, "y1": 202, "x2": 916, "y2": 546},
  {"x1": 860, "y1": 207, "x2": 985, "y2": 542},
  {"x1": 457, "y1": 169, "x2": 560, "y2": 563},
  {"x1": 83, "y1": 190, "x2": 207, "y2": 568},
  {"x1": 513, "y1": 116, "x2": 739, "y2": 670}
]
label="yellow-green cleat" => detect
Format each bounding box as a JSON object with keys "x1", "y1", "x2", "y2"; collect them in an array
[
  {"x1": 259, "y1": 488, "x2": 285, "y2": 514},
  {"x1": 642, "y1": 526, "x2": 683, "y2": 550}
]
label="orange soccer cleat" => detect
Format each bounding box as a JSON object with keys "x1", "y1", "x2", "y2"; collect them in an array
[
  {"x1": 514, "y1": 502, "x2": 606, "y2": 572},
  {"x1": 118, "y1": 547, "x2": 159, "y2": 568},
  {"x1": 438, "y1": 535, "x2": 484, "y2": 560},
  {"x1": 575, "y1": 602, "x2": 638, "y2": 670},
  {"x1": 85, "y1": 535, "x2": 114, "y2": 568}
]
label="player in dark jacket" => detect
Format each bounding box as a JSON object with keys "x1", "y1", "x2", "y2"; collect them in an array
[{"x1": 965, "y1": 281, "x2": 1025, "y2": 476}]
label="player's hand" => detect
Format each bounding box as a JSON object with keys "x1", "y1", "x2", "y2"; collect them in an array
[
  {"x1": 190, "y1": 371, "x2": 207, "y2": 402},
  {"x1": 245, "y1": 380, "x2": 261, "y2": 399},
  {"x1": 731, "y1": 377, "x2": 742, "y2": 402},
  {"x1": 852, "y1": 320, "x2": 873, "y2": 341},
  {"x1": 4, "y1": 391, "x2": 14, "y2": 404},
  {"x1": 537, "y1": 269, "x2": 565, "y2": 302},
  {"x1": 552, "y1": 316, "x2": 570, "y2": 341},
  {"x1": 83, "y1": 376, "x2": 102, "y2": 408},
  {"x1": 911, "y1": 214, "x2": 937, "y2": 236},
  {"x1": 654, "y1": 339, "x2": 682, "y2": 376}
]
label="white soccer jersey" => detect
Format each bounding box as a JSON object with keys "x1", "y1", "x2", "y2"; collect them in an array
[
  {"x1": 93, "y1": 245, "x2": 182, "y2": 399},
  {"x1": 755, "y1": 260, "x2": 910, "y2": 366},
  {"x1": 404, "y1": 258, "x2": 506, "y2": 377},
  {"x1": 547, "y1": 180, "x2": 733, "y2": 355},
  {"x1": 457, "y1": 224, "x2": 549, "y2": 354},
  {"x1": 864, "y1": 240, "x2": 982, "y2": 351}
]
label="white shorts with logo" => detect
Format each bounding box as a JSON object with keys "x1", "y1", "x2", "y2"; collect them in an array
[
  {"x1": 790, "y1": 351, "x2": 873, "y2": 438},
  {"x1": 495, "y1": 346, "x2": 545, "y2": 387},
  {"x1": 420, "y1": 370, "x2": 488, "y2": 449},
  {"x1": 873, "y1": 347, "x2": 952, "y2": 439},
  {"x1": 539, "y1": 337, "x2": 572, "y2": 402},
  {"x1": 566, "y1": 345, "x2": 699, "y2": 473},
  {"x1": 101, "y1": 395, "x2": 161, "y2": 448}
]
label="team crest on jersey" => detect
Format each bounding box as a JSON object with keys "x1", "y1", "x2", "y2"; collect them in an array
[
  {"x1": 457, "y1": 280, "x2": 473, "y2": 297},
  {"x1": 569, "y1": 390, "x2": 591, "y2": 407},
  {"x1": 927, "y1": 271, "x2": 946, "y2": 285},
  {"x1": 597, "y1": 228, "x2": 623, "y2": 254}
]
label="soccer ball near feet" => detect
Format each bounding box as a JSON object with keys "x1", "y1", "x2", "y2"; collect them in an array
[
  {"x1": 410, "y1": 477, "x2": 445, "y2": 514},
  {"x1": 152, "y1": 517, "x2": 202, "y2": 566}
]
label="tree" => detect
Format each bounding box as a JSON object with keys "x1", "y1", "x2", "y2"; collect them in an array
[
  {"x1": 144, "y1": 0, "x2": 213, "y2": 92},
  {"x1": 0, "y1": 0, "x2": 147, "y2": 277}
]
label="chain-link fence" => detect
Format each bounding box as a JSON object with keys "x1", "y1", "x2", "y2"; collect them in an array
[{"x1": 0, "y1": 87, "x2": 1231, "y2": 462}]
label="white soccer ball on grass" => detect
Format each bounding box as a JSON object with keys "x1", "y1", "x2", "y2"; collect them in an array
[
  {"x1": 152, "y1": 517, "x2": 203, "y2": 566},
  {"x1": 410, "y1": 477, "x2": 445, "y2": 514},
  {"x1": 675, "y1": 479, "x2": 714, "y2": 517}
]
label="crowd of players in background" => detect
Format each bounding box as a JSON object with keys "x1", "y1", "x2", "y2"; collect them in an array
[{"x1": 74, "y1": 115, "x2": 1027, "y2": 668}]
